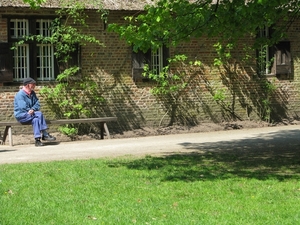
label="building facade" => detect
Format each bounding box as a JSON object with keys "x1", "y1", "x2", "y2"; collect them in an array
[{"x1": 0, "y1": 2, "x2": 300, "y2": 135}]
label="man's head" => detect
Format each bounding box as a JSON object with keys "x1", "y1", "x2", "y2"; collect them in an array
[
  {"x1": 23, "y1": 77, "x2": 36, "y2": 86},
  {"x1": 23, "y1": 77, "x2": 36, "y2": 92}
]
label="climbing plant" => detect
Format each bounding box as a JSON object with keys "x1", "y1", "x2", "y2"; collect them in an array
[
  {"x1": 141, "y1": 53, "x2": 209, "y2": 126},
  {"x1": 41, "y1": 3, "x2": 105, "y2": 136},
  {"x1": 19, "y1": 1, "x2": 106, "y2": 136},
  {"x1": 109, "y1": 0, "x2": 298, "y2": 124}
]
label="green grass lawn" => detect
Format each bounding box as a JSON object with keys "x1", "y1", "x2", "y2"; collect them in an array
[{"x1": 1, "y1": 150, "x2": 300, "y2": 224}]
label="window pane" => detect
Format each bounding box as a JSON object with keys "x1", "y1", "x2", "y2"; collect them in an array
[
  {"x1": 37, "y1": 44, "x2": 55, "y2": 81},
  {"x1": 36, "y1": 19, "x2": 52, "y2": 37},
  {"x1": 10, "y1": 19, "x2": 29, "y2": 38},
  {"x1": 13, "y1": 44, "x2": 29, "y2": 81},
  {"x1": 258, "y1": 26, "x2": 271, "y2": 75},
  {"x1": 151, "y1": 47, "x2": 163, "y2": 75}
]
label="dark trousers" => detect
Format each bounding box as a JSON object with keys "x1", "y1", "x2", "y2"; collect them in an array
[{"x1": 17, "y1": 111, "x2": 48, "y2": 139}]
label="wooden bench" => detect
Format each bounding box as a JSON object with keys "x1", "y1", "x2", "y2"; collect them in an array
[{"x1": 0, "y1": 117, "x2": 117, "y2": 146}]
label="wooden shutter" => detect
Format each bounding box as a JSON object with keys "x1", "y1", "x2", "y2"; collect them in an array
[
  {"x1": 271, "y1": 41, "x2": 291, "y2": 75},
  {"x1": 132, "y1": 49, "x2": 151, "y2": 81},
  {"x1": 0, "y1": 43, "x2": 13, "y2": 82},
  {"x1": 162, "y1": 45, "x2": 169, "y2": 67}
]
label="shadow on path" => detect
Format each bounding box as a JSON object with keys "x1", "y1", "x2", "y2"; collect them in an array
[{"x1": 0, "y1": 150, "x2": 16, "y2": 153}]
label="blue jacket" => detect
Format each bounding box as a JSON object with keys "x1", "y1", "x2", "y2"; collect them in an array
[{"x1": 14, "y1": 89, "x2": 41, "y2": 120}]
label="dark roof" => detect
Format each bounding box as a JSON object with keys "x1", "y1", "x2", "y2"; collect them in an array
[{"x1": 0, "y1": 0, "x2": 157, "y2": 10}]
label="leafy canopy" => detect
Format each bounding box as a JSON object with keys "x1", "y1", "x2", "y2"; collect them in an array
[{"x1": 109, "y1": 0, "x2": 300, "y2": 52}]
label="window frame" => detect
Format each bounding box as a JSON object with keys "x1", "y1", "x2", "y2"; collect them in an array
[
  {"x1": 257, "y1": 26, "x2": 273, "y2": 76},
  {"x1": 151, "y1": 46, "x2": 164, "y2": 75},
  {"x1": 132, "y1": 45, "x2": 169, "y2": 82},
  {"x1": 0, "y1": 16, "x2": 81, "y2": 84},
  {"x1": 257, "y1": 26, "x2": 292, "y2": 77},
  {"x1": 7, "y1": 17, "x2": 57, "y2": 82},
  {"x1": 12, "y1": 43, "x2": 30, "y2": 80}
]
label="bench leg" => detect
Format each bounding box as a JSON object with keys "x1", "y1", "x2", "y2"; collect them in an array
[
  {"x1": 2, "y1": 126, "x2": 13, "y2": 146},
  {"x1": 100, "y1": 122, "x2": 104, "y2": 139},
  {"x1": 100, "y1": 122, "x2": 111, "y2": 139},
  {"x1": 8, "y1": 126, "x2": 13, "y2": 146},
  {"x1": 104, "y1": 123, "x2": 111, "y2": 139}
]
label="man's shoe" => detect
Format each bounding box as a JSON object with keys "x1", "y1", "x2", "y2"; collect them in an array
[
  {"x1": 42, "y1": 134, "x2": 56, "y2": 141},
  {"x1": 35, "y1": 140, "x2": 45, "y2": 147}
]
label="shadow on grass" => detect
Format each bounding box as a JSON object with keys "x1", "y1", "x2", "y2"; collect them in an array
[{"x1": 108, "y1": 129, "x2": 300, "y2": 182}]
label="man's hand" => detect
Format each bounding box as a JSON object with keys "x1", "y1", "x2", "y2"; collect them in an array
[{"x1": 28, "y1": 109, "x2": 34, "y2": 115}]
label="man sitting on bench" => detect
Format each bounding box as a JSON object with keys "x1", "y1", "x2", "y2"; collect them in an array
[{"x1": 14, "y1": 77, "x2": 56, "y2": 147}]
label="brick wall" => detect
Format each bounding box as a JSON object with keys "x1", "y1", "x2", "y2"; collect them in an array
[
  {"x1": 1, "y1": 7, "x2": 300, "y2": 135},
  {"x1": 0, "y1": 17, "x2": 7, "y2": 42}
]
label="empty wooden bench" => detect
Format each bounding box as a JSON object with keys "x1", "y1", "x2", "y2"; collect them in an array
[{"x1": 0, "y1": 117, "x2": 117, "y2": 146}]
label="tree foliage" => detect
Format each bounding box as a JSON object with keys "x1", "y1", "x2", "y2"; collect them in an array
[
  {"x1": 109, "y1": 0, "x2": 299, "y2": 52},
  {"x1": 109, "y1": 0, "x2": 299, "y2": 124}
]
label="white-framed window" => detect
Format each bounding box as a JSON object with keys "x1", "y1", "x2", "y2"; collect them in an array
[
  {"x1": 37, "y1": 44, "x2": 55, "y2": 81},
  {"x1": 10, "y1": 18, "x2": 55, "y2": 82},
  {"x1": 13, "y1": 44, "x2": 30, "y2": 81},
  {"x1": 10, "y1": 19, "x2": 29, "y2": 38},
  {"x1": 258, "y1": 26, "x2": 272, "y2": 75},
  {"x1": 151, "y1": 46, "x2": 164, "y2": 75},
  {"x1": 132, "y1": 45, "x2": 169, "y2": 81},
  {"x1": 1, "y1": 17, "x2": 80, "y2": 83},
  {"x1": 257, "y1": 26, "x2": 292, "y2": 77},
  {"x1": 36, "y1": 19, "x2": 52, "y2": 37}
]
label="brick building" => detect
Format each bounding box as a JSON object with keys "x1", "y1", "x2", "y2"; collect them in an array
[{"x1": 0, "y1": 1, "x2": 300, "y2": 135}]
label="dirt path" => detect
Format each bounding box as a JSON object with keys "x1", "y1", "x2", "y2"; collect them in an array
[{"x1": 1, "y1": 124, "x2": 300, "y2": 164}]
